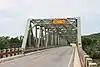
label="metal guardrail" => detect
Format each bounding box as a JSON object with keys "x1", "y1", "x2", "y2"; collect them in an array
[
  {"x1": 0, "y1": 48, "x2": 22, "y2": 59},
  {"x1": 77, "y1": 47, "x2": 97, "y2": 67},
  {"x1": 0, "y1": 46, "x2": 57, "y2": 59}
]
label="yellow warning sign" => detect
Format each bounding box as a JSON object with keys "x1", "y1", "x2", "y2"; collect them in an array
[{"x1": 52, "y1": 19, "x2": 67, "y2": 24}]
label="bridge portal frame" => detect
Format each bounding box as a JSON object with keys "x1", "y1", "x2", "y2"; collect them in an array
[{"x1": 21, "y1": 17, "x2": 81, "y2": 50}]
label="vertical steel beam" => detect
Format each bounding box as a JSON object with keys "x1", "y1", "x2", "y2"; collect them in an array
[
  {"x1": 77, "y1": 17, "x2": 82, "y2": 47},
  {"x1": 21, "y1": 19, "x2": 31, "y2": 49},
  {"x1": 56, "y1": 34, "x2": 58, "y2": 46},
  {"x1": 59, "y1": 37, "x2": 61, "y2": 46},
  {"x1": 46, "y1": 29, "x2": 49, "y2": 47},
  {"x1": 40, "y1": 26, "x2": 43, "y2": 47},
  {"x1": 44, "y1": 28, "x2": 47, "y2": 47},
  {"x1": 60, "y1": 38, "x2": 62, "y2": 46},
  {"x1": 61, "y1": 38, "x2": 63, "y2": 45},
  {"x1": 58, "y1": 35, "x2": 59, "y2": 46},
  {"x1": 53, "y1": 32, "x2": 55, "y2": 46},
  {"x1": 66, "y1": 40, "x2": 67, "y2": 45},
  {"x1": 29, "y1": 24, "x2": 34, "y2": 47},
  {"x1": 60, "y1": 37, "x2": 61, "y2": 45},
  {"x1": 62, "y1": 38, "x2": 63, "y2": 45},
  {"x1": 37, "y1": 26, "x2": 41, "y2": 48},
  {"x1": 62, "y1": 36, "x2": 64, "y2": 45},
  {"x1": 55, "y1": 34, "x2": 57, "y2": 46},
  {"x1": 48, "y1": 29, "x2": 50, "y2": 46},
  {"x1": 51, "y1": 32, "x2": 54, "y2": 46},
  {"x1": 60, "y1": 38, "x2": 62, "y2": 45},
  {"x1": 49, "y1": 31, "x2": 52, "y2": 46},
  {"x1": 28, "y1": 30, "x2": 32, "y2": 47},
  {"x1": 63, "y1": 36, "x2": 65, "y2": 45},
  {"x1": 62, "y1": 38, "x2": 64, "y2": 45},
  {"x1": 35, "y1": 26, "x2": 38, "y2": 47}
]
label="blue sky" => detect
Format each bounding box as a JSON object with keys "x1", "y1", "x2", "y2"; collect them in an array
[{"x1": 0, "y1": 0, "x2": 100, "y2": 36}]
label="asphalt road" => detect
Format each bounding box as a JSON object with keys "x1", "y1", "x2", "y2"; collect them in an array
[{"x1": 0, "y1": 46, "x2": 74, "y2": 67}]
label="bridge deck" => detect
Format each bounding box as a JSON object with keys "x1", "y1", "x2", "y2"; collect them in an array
[{"x1": 0, "y1": 46, "x2": 74, "y2": 67}]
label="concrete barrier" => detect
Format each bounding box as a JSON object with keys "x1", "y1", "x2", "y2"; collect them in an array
[{"x1": 77, "y1": 47, "x2": 97, "y2": 67}]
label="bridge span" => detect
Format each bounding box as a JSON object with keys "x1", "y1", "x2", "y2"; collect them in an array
[
  {"x1": 0, "y1": 17, "x2": 97, "y2": 67},
  {"x1": 0, "y1": 46, "x2": 74, "y2": 67}
]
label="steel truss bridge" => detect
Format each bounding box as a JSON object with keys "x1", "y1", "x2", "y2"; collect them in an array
[{"x1": 0, "y1": 17, "x2": 97, "y2": 67}]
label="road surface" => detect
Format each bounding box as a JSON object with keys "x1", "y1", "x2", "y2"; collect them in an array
[{"x1": 0, "y1": 46, "x2": 74, "y2": 67}]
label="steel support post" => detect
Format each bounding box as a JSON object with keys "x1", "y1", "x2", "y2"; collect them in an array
[
  {"x1": 48, "y1": 29, "x2": 50, "y2": 47},
  {"x1": 37, "y1": 26, "x2": 41, "y2": 48},
  {"x1": 58, "y1": 35, "x2": 59, "y2": 46},
  {"x1": 35, "y1": 26, "x2": 38, "y2": 47},
  {"x1": 46, "y1": 29, "x2": 49, "y2": 47},
  {"x1": 65, "y1": 40, "x2": 66, "y2": 45},
  {"x1": 61, "y1": 38, "x2": 62, "y2": 45},
  {"x1": 53, "y1": 32, "x2": 55, "y2": 46},
  {"x1": 61, "y1": 38, "x2": 63, "y2": 45},
  {"x1": 64, "y1": 40, "x2": 65, "y2": 45},
  {"x1": 62, "y1": 36, "x2": 64, "y2": 45},
  {"x1": 50, "y1": 33, "x2": 52, "y2": 46},
  {"x1": 51, "y1": 32, "x2": 54, "y2": 46},
  {"x1": 63, "y1": 39, "x2": 65, "y2": 45},
  {"x1": 48, "y1": 31, "x2": 50, "y2": 46},
  {"x1": 64, "y1": 36, "x2": 66, "y2": 45},
  {"x1": 62, "y1": 38, "x2": 63, "y2": 45},
  {"x1": 44, "y1": 28, "x2": 47, "y2": 47},
  {"x1": 58, "y1": 35, "x2": 60, "y2": 46},
  {"x1": 56, "y1": 34, "x2": 58, "y2": 46},
  {"x1": 77, "y1": 17, "x2": 82, "y2": 47},
  {"x1": 60, "y1": 37, "x2": 61, "y2": 46},
  {"x1": 66, "y1": 39, "x2": 67, "y2": 45},
  {"x1": 60, "y1": 37, "x2": 61, "y2": 45},
  {"x1": 43, "y1": 27, "x2": 45, "y2": 47},
  {"x1": 28, "y1": 30, "x2": 32, "y2": 47},
  {"x1": 62, "y1": 37, "x2": 64, "y2": 45},
  {"x1": 22, "y1": 19, "x2": 31, "y2": 49},
  {"x1": 62, "y1": 38, "x2": 64, "y2": 45},
  {"x1": 60, "y1": 38, "x2": 62, "y2": 45},
  {"x1": 40, "y1": 26, "x2": 43, "y2": 47},
  {"x1": 30, "y1": 24, "x2": 35, "y2": 48},
  {"x1": 55, "y1": 35, "x2": 57, "y2": 46}
]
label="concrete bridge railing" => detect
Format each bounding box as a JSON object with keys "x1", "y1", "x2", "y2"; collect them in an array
[
  {"x1": 0, "y1": 46, "x2": 59, "y2": 59},
  {"x1": 0, "y1": 48, "x2": 22, "y2": 59},
  {"x1": 77, "y1": 47, "x2": 97, "y2": 67}
]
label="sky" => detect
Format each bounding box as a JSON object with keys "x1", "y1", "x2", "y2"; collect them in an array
[{"x1": 0, "y1": 0, "x2": 100, "y2": 36}]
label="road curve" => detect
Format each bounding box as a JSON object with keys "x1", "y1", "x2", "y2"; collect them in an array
[{"x1": 0, "y1": 46, "x2": 74, "y2": 67}]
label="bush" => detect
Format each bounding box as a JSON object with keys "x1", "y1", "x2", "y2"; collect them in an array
[{"x1": 82, "y1": 37, "x2": 100, "y2": 59}]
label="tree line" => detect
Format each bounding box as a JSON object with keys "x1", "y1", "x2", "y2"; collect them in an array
[
  {"x1": 82, "y1": 35, "x2": 100, "y2": 59},
  {"x1": 0, "y1": 36, "x2": 23, "y2": 49},
  {"x1": 0, "y1": 33, "x2": 100, "y2": 59}
]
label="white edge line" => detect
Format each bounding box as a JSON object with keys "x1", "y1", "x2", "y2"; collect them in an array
[{"x1": 68, "y1": 47, "x2": 75, "y2": 67}]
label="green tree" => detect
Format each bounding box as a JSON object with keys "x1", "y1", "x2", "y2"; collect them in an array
[
  {"x1": 9, "y1": 37, "x2": 22, "y2": 48},
  {"x1": 82, "y1": 36, "x2": 100, "y2": 58},
  {"x1": 0, "y1": 36, "x2": 10, "y2": 49}
]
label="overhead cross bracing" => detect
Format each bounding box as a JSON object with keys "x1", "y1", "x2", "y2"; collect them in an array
[{"x1": 21, "y1": 17, "x2": 81, "y2": 50}]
